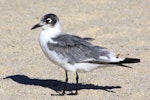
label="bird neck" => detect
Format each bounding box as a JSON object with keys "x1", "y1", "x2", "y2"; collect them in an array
[{"x1": 40, "y1": 22, "x2": 63, "y2": 39}]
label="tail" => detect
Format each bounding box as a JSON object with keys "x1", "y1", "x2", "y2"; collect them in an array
[
  {"x1": 109, "y1": 58, "x2": 140, "y2": 68},
  {"x1": 119, "y1": 58, "x2": 140, "y2": 63},
  {"x1": 83, "y1": 58, "x2": 140, "y2": 68}
]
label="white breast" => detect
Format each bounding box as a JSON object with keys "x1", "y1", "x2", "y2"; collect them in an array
[{"x1": 39, "y1": 22, "x2": 70, "y2": 68}]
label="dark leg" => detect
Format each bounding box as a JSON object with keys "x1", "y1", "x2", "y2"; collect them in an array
[
  {"x1": 75, "y1": 72, "x2": 79, "y2": 95},
  {"x1": 60, "y1": 71, "x2": 68, "y2": 95}
]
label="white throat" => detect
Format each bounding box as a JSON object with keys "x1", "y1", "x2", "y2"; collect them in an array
[{"x1": 39, "y1": 22, "x2": 63, "y2": 45}]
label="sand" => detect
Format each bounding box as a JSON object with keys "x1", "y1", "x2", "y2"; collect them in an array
[{"x1": 0, "y1": 0, "x2": 150, "y2": 100}]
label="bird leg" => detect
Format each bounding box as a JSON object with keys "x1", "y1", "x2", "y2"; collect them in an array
[
  {"x1": 75, "y1": 72, "x2": 79, "y2": 95},
  {"x1": 67, "y1": 72, "x2": 79, "y2": 95},
  {"x1": 60, "y1": 71, "x2": 68, "y2": 95}
]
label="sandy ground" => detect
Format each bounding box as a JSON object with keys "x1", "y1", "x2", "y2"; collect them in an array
[{"x1": 0, "y1": 0, "x2": 150, "y2": 100}]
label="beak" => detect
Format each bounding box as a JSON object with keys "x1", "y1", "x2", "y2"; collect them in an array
[{"x1": 31, "y1": 23, "x2": 41, "y2": 30}]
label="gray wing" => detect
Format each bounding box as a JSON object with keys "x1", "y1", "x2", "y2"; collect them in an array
[{"x1": 47, "y1": 34, "x2": 113, "y2": 64}]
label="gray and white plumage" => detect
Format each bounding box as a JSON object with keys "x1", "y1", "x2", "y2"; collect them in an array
[
  {"x1": 31, "y1": 13, "x2": 140, "y2": 95},
  {"x1": 31, "y1": 13, "x2": 140, "y2": 72},
  {"x1": 48, "y1": 34, "x2": 107, "y2": 64}
]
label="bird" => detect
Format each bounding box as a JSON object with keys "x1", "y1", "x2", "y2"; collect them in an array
[{"x1": 31, "y1": 13, "x2": 140, "y2": 95}]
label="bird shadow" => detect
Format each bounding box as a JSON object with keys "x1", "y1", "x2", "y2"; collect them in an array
[{"x1": 3, "y1": 75, "x2": 121, "y2": 95}]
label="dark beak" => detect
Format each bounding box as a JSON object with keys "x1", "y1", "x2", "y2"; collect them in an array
[{"x1": 31, "y1": 23, "x2": 41, "y2": 30}]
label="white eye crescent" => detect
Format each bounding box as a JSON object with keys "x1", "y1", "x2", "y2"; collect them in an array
[{"x1": 47, "y1": 18, "x2": 52, "y2": 23}]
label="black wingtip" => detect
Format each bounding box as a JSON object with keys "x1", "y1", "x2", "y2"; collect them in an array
[{"x1": 120, "y1": 58, "x2": 140, "y2": 63}]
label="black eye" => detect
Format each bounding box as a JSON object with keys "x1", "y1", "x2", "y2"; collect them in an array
[{"x1": 46, "y1": 18, "x2": 52, "y2": 23}]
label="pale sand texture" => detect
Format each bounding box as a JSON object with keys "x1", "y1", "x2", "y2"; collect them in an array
[{"x1": 0, "y1": 0, "x2": 150, "y2": 100}]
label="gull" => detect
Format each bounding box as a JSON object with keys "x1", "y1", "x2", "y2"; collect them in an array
[{"x1": 31, "y1": 13, "x2": 140, "y2": 95}]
